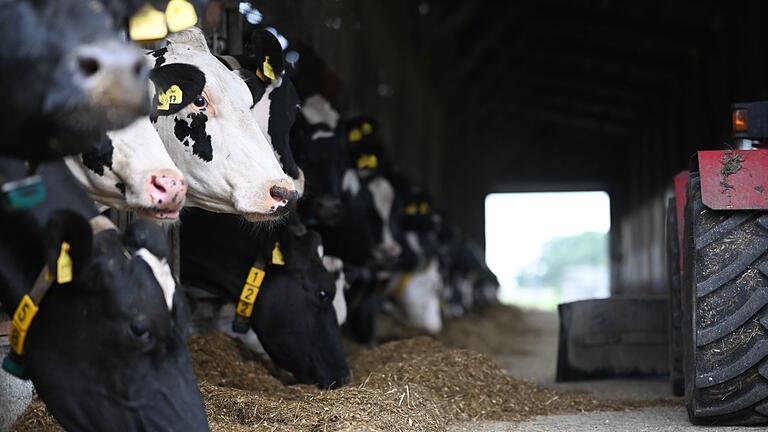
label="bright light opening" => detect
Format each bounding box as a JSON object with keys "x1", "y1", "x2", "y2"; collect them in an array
[{"x1": 485, "y1": 191, "x2": 611, "y2": 310}]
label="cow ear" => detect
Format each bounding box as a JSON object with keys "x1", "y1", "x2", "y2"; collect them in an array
[
  {"x1": 250, "y1": 29, "x2": 285, "y2": 82},
  {"x1": 148, "y1": 63, "x2": 206, "y2": 116},
  {"x1": 43, "y1": 210, "x2": 93, "y2": 284},
  {"x1": 235, "y1": 69, "x2": 266, "y2": 109}
]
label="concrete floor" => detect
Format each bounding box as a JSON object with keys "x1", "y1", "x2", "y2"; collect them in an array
[
  {"x1": 0, "y1": 343, "x2": 33, "y2": 432},
  {"x1": 449, "y1": 309, "x2": 746, "y2": 432}
]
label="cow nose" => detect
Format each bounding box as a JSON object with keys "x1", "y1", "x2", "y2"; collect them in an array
[
  {"x1": 72, "y1": 41, "x2": 149, "y2": 121},
  {"x1": 74, "y1": 41, "x2": 147, "y2": 81},
  {"x1": 147, "y1": 173, "x2": 187, "y2": 211},
  {"x1": 385, "y1": 242, "x2": 402, "y2": 258},
  {"x1": 269, "y1": 185, "x2": 299, "y2": 209}
]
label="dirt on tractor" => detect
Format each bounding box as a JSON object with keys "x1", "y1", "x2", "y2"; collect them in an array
[{"x1": 13, "y1": 306, "x2": 676, "y2": 432}]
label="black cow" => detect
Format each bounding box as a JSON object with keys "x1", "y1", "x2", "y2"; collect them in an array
[
  {"x1": 0, "y1": 0, "x2": 150, "y2": 161},
  {"x1": 0, "y1": 159, "x2": 208, "y2": 431},
  {"x1": 180, "y1": 209, "x2": 350, "y2": 389}
]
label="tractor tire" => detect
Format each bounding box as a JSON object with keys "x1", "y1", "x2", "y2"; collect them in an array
[
  {"x1": 683, "y1": 172, "x2": 768, "y2": 425},
  {"x1": 666, "y1": 197, "x2": 684, "y2": 397}
]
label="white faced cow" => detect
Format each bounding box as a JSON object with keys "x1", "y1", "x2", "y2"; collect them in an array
[
  {"x1": 148, "y1": 28, "x2": 296, "y2": 221},
  {"x1": 65, "y1": 117, "x2": 187, "y2": 221}
]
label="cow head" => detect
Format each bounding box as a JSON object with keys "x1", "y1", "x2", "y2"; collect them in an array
[
  {"x1": 250, "y1": 228, "x2": 351, "y2": 389},
  {"x1": 148, "y1": 28, "x2": 296, "y2": 221},
  {"x1": 292, "y1": 118, "x2": 348, "y2": 227},
  {"x1": 0, "y1": 0, "x2": 149, "y2": 161},
  {"x1": 226, "y1": 29, "x2": 304, "y2": 195},
  {"x1": 65, "y1": 117, "x2": 187, "y2": 221},
  {"x1": 2, "y1": 212, "x2": 208, "y2": 431}
]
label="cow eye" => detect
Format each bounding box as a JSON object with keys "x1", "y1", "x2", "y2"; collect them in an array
[
  {"x1": 317, "y1": 290, "x2": 331, "y2": 302},
  {"x1": 192, "y1": 96, "x2": 207, "y2": 108}
]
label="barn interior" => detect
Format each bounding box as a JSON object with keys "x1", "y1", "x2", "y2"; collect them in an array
[
  {"x1": 4, "y1": 1, "x2": 768, "y2": 431},
  {"x1": 250, "y1": 0, "x2": 768, "y2": 296}
]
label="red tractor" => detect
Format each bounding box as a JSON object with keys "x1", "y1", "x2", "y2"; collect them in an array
[{"x1": 668, "y1": 101, "x2": 768, "y2": 424}]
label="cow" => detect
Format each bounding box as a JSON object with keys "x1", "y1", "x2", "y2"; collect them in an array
[
  {"x1": 345, "y1": 118, "x2": 402, "y2": 266},
  {"x1": 386, "y1": 189, "x2": 444, "y2": 334},
  {"x1": 180, "y1": 208, "x2": 351, "y2": 389},
  {"x1": 0, "y1": 158, "x2": 208, "y2": 431},
  {"x1": 0, "y1": 0, "x2": 149, "y2": 161},
  {"x1": 147, "y1": 27, "x2": 297, "y2": 221},
  {"x1": 212, "y1": 29, "x2": 306, "y2": 195},
  {"x1": 437, "y1": 223, "x2": 500, "y2": 316},
  {"x1": 64, "y1": 117, "x2": 187, "y2": 221},
  {"x1": 290, "y1": 107, "x2": 387, "y2": 344}
]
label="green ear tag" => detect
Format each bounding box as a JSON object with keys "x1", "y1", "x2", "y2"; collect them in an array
[{"x1": 1, "y1": 175, "x2": 45, "y2": 210}]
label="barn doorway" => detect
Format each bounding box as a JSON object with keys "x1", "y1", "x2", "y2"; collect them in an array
[{"x1": 484, "y1": 191, "x2": 611, "y2": 310}]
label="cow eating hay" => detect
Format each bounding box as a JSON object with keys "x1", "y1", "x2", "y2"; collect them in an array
[{"x1": 13, "y1": 332, "x2": 676, "y2": 432}]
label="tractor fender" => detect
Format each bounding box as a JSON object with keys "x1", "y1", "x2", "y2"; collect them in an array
[{"x1": 698, "y1": 149, "x2": 768, "y2": 210}]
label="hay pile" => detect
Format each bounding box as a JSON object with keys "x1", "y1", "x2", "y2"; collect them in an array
[
  {"x1": 13, "y1": 331, "x2": 672, "y2": 432},
  {"x1": 437, "y1": 305, "x2": 530, "y2": 356}
]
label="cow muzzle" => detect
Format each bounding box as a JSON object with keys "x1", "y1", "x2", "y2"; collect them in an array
[
  {"x1": 71, "y1": 41, "x2": 149, "y2": 129},
  {"x1": 138, "y1": 171, "x2": 187, "y2": 221}
]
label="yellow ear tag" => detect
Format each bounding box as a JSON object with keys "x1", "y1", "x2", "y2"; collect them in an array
[
  {"x1": 405, "y1": 203, "x2": 418, "y2": 215},
  {"x1": 361, "y1": 122, "x2": 373, "y2": 135},
  {"x1": 271, "y1": 242, "x2": 285, "y2": 266},
  {"x1": 348, "y1": 128, "x2": 363, "y2": 142},
  {"x1": 157, "y1": 85, "x2": 183, "y2": 111},
  {"x1": 255, "y1": 67, "x2": 266, "y2": 81},
  {"x1": 10, "y1": 295, "x2": 39, "y2": 355},
  {"x1": 129, "y1": 4, "x2": 168, "y2": 42},
  {"x1": 263, "y1": 56, "x2": 277, "y2": 80},
  {"x1": 165, "y1": 0, "x2": 198, "y2": 33},
  {"x1": 419, "y1": 202, "x2": 430, "y2": 215},
  {"x1": 57, "y1": 242, "x2": 73, "y2": 284},
  {"x1": 357, "y1": 154, "x2": 378, "y2": 170}
]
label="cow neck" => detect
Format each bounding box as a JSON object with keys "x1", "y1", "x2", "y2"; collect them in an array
[
  {"x1": 230, "y1": 254, "x2": 268, "y2": 334},
  {"x1": 1, "y1": 215, "x2": 117, "y2": 380}
]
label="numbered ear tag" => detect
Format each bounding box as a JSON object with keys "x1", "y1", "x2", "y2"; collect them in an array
[
  {"x1": 357, "y1": 154, "x2": 378, "y2": 170},
  {"x1": 263, "y1": 56, "x2": 277, "y2": 80},
  {"x1": 57, "y1": 242, "x2": 73, "y2": 284},
  {"x1": 129, "y1": 4, "x2": 168, "y2": 42},
  {"x1": 419, "y1": 202, "x2": 430, "y2": 215},
  {"x1": 348, "y1": 128, "x2": 363, "y2": 143},
  {"x1": 271, "y1": 242, "x2": 285, "y2": 266},
  {"x1": 157, "y1": 85, "x2": 183, "y2": 111},
  {"x1": 165, "y1": 0, "x2": 198, "y2": 32},
  {"x1": 361, "y1": 122, "x2": 373, "y2": 135},
  {"x1": 405, "y1": 203, "x2": 418, "y2": 215}
]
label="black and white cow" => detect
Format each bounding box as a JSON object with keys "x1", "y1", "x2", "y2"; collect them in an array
[
  {"x1": 212, "y1": 29, "x2": 306, "y2": 195},
  {"x1": 180, "y1": 209, "x2": 351, "y2": 389},
  {"x1": 345, "y1": 121, "x2": 402, "y2": 266},
  {"x1": 0, "y1": 158, "x2": 208, "y2": 431},
  {"x1": 438, "y1": 224, "x2": 500, "y2": 316},
  {"x1": 386, "y1": 189, "x2": 444, "y2": 334},
  {"x1": 65, "y1": 117, "x2": 187, "y2": 221},
  {"x1": 147, "y1": 28, "x2": 297, "y2": 221},
  {"x1": 0, "y1": 0, "x2": 149, "y2": 161}
]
